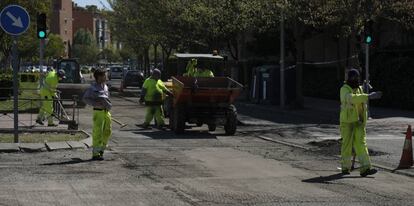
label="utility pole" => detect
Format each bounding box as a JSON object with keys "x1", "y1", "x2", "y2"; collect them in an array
[
  {"x1": 364, "y1": 19, "x2": 373, "y2": 118},
  {"x1": 12, "y1": 37, "x2": 19, "y2": 143},
  {"x1": 280, "y1": 6, "x2": 285, "y2": 109}
]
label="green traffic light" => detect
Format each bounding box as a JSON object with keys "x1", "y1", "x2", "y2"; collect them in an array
[
  {"x1": 38, "y1": 31, "x2": 46, "y2": 38},
  {"x1": 365, "y1": 36, "x2": 372, "y2": 44}
]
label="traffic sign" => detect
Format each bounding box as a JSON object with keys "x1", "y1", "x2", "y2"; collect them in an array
[{"x1": 0, "y1": 4, "x2": 30, "y2": 36}]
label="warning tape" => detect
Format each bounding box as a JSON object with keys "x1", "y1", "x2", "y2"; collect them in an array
[{"x1": 296, "y1": 55, "x2": 359, "y2": 65}]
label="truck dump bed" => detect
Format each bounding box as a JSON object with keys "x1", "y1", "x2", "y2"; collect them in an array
[{"x1": 172, "y1": 76, "x2": 242, "y2": 107}]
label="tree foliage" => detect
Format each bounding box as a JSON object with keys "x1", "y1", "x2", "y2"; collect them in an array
[
  {"x1": 72, "y1": 29, "x2": 99, "y2": 64},
  {"x1": 45, "y1": 34, "x2": 65, "y2": 60}
]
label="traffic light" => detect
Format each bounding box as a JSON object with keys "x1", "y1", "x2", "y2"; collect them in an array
[
  {"x1": 37, "y1": 13, "x2": 47, "y2": 39},
  {"x1": 364, "y1": 20, "x2": 373, "y2": 44}
]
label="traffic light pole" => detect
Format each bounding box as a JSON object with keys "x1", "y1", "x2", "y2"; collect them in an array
[
  {"x1": 12, "y1": 36, "x2": 19, "y2": 143},
  {"x1": 365, "y1": 43, "x2": 370, "y2": 118},
  {"x1": 39, "y1": 39, "x2": 45, "y2": 86}
]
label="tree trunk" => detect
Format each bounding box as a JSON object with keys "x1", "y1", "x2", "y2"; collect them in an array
[
  {"x1": 153, "y1": 43, "x2": 158, "y2": 67},
  {"x1": 144, "y1": 47, "x2": 150, "y2": 77},
  {"x1": 161, "y1": 46, "x2": 165, "y2": 71},
  {"x1": 240, "y1": 34, "x2": 249, "y2": 87},
  {"x1": 345, "y1": 36, "x2": 351, "y2": 67},
  {"x1": 227, "y1": 37, "x2": 239, "y2": 61},
  {"x1": 336, "y1": 39, "x2": 342, "y2": 81},
  {"x1": 294, "y1": 23, "x2": 305, "y2": 108}
]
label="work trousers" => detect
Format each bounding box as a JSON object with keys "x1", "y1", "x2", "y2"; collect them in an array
[
  {"x1": 144, "y1": 105, "x2": 165, "y2": 126},
  {"x1": 340, "y1": 122, "x2": 372, "y2": 174},
  {"x1": 92, "y1": 110, "x2": 112, "y2": 157},
  {"x1": 37, "y1": 90, "x2": 54, "y2": 125}
]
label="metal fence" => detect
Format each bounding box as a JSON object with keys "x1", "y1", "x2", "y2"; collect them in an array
[{"x1": 0, "y1": 87, "x2": 79, "y2": 130}]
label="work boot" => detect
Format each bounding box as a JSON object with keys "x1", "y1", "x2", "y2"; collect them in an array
[
  {"x1": 36, "y1": 119, "x2": 44, "y2": 125},
  {"x1": 157, "y1": 124, "x2": 167, "y2": 130},
  {"x1": 92, "y1": 153, "x2": 104, "y2": 161},
  {"x1": 92, "y1": 156, "x2": 104, "y2": 161},
  {"x1": 360, "y1": 168, "x2": 378, "y2": 177},
  {"x1": 136, "y1": 123, "x2": 151, "y2": 129}
]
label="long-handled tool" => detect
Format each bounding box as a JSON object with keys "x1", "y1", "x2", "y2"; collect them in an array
[
  {"x1": 112, "y1": 117, "x2": 128, "y2": 128},
  {"x1": 351, "y1": 152, "x2": 356, "y2": 171}
]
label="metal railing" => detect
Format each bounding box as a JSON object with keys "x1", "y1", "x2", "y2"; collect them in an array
[{"x1": 0, "y1": 87, "x2": 79, "y2": 130}]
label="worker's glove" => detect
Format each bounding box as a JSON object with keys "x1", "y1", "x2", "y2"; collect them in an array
[{"x1": 368, "y1": 91, "x2": 383, "y2": 100}]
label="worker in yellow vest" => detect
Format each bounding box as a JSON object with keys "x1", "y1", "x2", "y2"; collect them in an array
[
  {"x1": 36, "y1": 69, "x2": 66, "y2": 126},
  {"x1": 184, "y1": 59, "x2": 214, "y2": 77},
  {"x1": 340, "y1": 68, "x2": 382, "y2": 177},
  {"x1": 139, "y1": 69, "x2": 172, "y2": 129}
]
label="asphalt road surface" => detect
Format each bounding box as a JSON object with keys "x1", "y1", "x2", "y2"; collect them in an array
[{"x1": 1, "y1": 95, "x2": 414, "y2": 206}]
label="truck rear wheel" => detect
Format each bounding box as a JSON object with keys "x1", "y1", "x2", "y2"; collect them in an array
[
  {"x1": 224, "y1": 105, "x2": 237, "y2": 135},
  {"x1": 173, "y1": 105, "x2": 185, "y2": 134}
]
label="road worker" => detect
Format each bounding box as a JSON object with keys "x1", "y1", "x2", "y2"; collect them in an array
[
  {"x1": 139, "y1": 69, "x2": 172, "y2": 129},
  {"x1": 193, "y1": 66, "x2": 214, "y2": 77},
  {"x1": 184, "y1": 59, "x2": 214, "y2": 77},
  {"x1": 340, "y1": 68, "x2": 382, "y2": 177},
  {"x1": 83, "y1": 68, "x2": 112, "y2": 160},
  {"x1": 183, "y1": 58, "x2": 197, "y2": 77},
  {"x1": 36, "y1": 69, "x2": 66, "y2": 126}
]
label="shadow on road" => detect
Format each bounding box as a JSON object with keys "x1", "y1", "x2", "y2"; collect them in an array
[
  {"x1": 42, "y1": 158, "x2": 95, "y2": 166},
  {"x1": 302, "y1": 173, "x2": 373, "y2": 183},
  {"x1": 132, "y1": 130, "x2": 218, "y2": 140}
]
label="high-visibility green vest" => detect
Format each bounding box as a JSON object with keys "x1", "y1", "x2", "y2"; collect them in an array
[
  {"x1": 142, "y1": 78, "x2": 168, "y2": 102},
  {"x1": 340, "y1": 84, "x2": 368, "y2": 124}
]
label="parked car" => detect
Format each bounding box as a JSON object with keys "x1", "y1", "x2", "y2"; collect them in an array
[
  {"x1": 121, "y1": 70, "x2": 144, "y2": 89},
  {"x1": 108, "y1": 66, "x2": 124, "y2": 80}
]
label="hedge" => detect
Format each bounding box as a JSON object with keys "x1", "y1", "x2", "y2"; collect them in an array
[
  {"x1": 20, "y1": 73, "x2": 40, "y2": 82},
  {"x1": 303, "y1": 65, "x2": 342, "y2": 100},
  {"x1": 302, "y1": 53, "x2": 414, "y2": 110},
  {"x1": 370, "y1": 54, "x2": 414, "y2": 109},
  {"x1": 0, "y1": 70, "x2": 13, "y2": 100}
]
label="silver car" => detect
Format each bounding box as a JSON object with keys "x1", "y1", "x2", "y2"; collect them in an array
[{"x1": 108, "y1": 66, "x2": 125, "y2": 80}]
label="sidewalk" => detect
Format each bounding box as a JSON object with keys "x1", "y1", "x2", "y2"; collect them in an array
[
  {"x1": 236, "y1": 97, "x2": 414, "y2": 176},
  {"x1": 0, "y1": 113, "x2": 69, "y2": 130}
]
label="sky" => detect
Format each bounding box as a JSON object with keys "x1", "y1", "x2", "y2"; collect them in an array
[{"x1": 73, "y1": 0, "x2": 111, "y2": 10}]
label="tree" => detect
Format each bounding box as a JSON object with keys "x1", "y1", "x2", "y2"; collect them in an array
[
  {"x1": 99, "y1": 47, "x2": 121, "y2": 63},
  {"x1": 118, "y1": 46, "x2": 134, "y2": 62},
  {"x1": 72, "y1": 29, "x2": 99, "y2": 64},
  {"x1": 45, "y1": 34, "x2": 65, "y2": 60}
]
